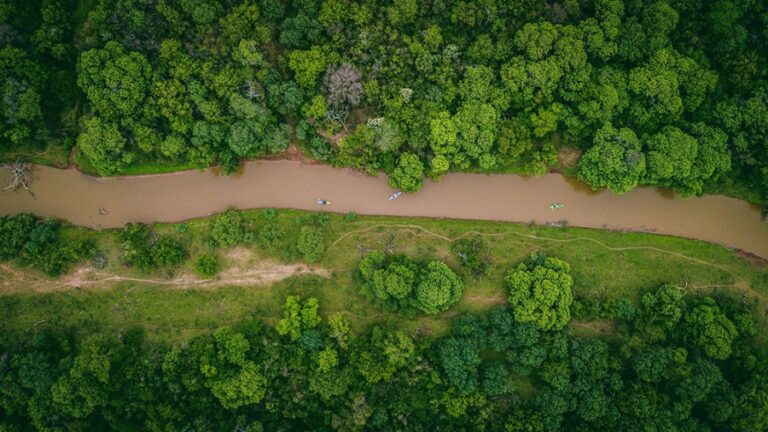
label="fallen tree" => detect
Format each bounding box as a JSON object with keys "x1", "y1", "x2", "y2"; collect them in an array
[{"x1": 2, "y1": 159, "x2": 34, "y2": 197}]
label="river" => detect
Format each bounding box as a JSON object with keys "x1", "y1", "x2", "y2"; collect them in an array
[{"x1": 1, "y1": 161, "x2": 767, "y2": 258}]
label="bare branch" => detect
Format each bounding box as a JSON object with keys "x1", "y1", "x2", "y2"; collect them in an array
[{"x1": 2, "y1": 159, "x2": 34, "y2": 197}]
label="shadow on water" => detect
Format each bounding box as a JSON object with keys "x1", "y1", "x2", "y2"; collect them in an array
[{"x1": 562, "y1": 175, "x2": 601, "y2": 196}]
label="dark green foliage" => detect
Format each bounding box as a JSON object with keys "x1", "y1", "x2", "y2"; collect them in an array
[
  {"x1": 358, "y1": 251, "x2": 463, "y2": 315},
  {"x1": 0, "y1": 213, "x2": 38, "y2": 260},
  {"x1": 3, "y1": 0, "x2": 768, "y2": 205},
  {"x1": 117, "y1": 223, "x2": 186, "y2": 272},
  {"x1": 451, "y1": 235, "x2": 492, "y2": 278},
  {"x1": 0, "y1": 285, "x2": 766, "y2": 431},
  {"x1": 0, "y1": 214, "x2": 91, "y2": 275}
]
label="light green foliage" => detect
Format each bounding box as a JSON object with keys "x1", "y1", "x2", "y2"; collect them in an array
[
  {"x1": 328, "y1": 312, "x2": 352, "y2": 349},
  {"x1": 211, "y1": 209, "x2": 246, "y2": 247},
  {"x1": 337, "y1": 125, "x2": 378, "y2": 174},
  {"x1": 578, "y1": 123, "x2": 646, "y2": 193},
  {"x1": 297, "y1": 226, "x2": 325, "y2": 262},
  {"x1": 195, "y1": 327, "x2": 266, "y2": 410},
  {"x1": 505, "y1": 255, "x2": 573, "y2": 331},
  {"x1": 275, "y1": 295, "x2": 321, "y2": 341},
  {"x1": 194, "y1": 253, "x2": 219, "y2": 277},
  {"x1": 685, "y1": 298, "x2": 737, "y2": 360},
  {"x1": 77, "y1": 117, "x2": 133, "y2": 176},
  {"x1": 287, "y1": 46, "x2": 328, "y2": 89},
  {"x1": 415, "y1": 261, "x2": 464, "y2": 315},
  {"x1": 302, "y1": 95, "x2": 328, "y2": 120},
  {"x1": 389, "y1": 153, "x2": 424, "y2": 192},
  {"x1": 78, "y1": 41, "x2": 151, "y2": 119},
  {"x1": 316, "y1": 347, "x2": 339, "y2": 372},
  {"x1": 355, "y1": 327, "x2": 416, "y2": 384},
  {"x1": 644, "y1": 126, "x2": 698, "y2": 185}
]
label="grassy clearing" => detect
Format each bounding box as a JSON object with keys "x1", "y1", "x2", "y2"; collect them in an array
[
  {"x1": 2, "y1": 210, "x2": 766, "y2": 345},
  {"x1": 0, "y1": 142, "x2": 71, "y2": 167},
  {"x1": 74, "y1": 149, "x2": 198, "y2": 176}
]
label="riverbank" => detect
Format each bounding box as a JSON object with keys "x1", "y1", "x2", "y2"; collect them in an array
[
  {"x1": 2, "y1": 160, "x2": 767, "y2": 259},
  {"x1": 2, "y1": 210, "x2": 767, "y2": 344}
]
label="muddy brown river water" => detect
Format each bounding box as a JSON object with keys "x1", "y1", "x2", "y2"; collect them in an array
[{"x1": 1, "y1": 160, "x2": 767, "y2": 258}]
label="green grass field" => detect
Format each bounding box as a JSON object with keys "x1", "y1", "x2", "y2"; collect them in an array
[{"x1": 2, "y1": 210, "x2": 766, "y2": 345}]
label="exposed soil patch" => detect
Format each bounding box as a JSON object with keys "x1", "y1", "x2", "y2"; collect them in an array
[
  {"x1": 737, "y1": 250, "x2": 768, "y2": 268},
  {"x1": 263, "y1": 143, "x2": 319, "y2": 165},
  {"x1": 557, "y1": 146, "x2": 582, "y2": 171}
]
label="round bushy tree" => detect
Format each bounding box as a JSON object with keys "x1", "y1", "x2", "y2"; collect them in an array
[
  {"x1": 414, "y1": 261, "x2": 464, "y2": 314},
  {"x1": 359, "y1": 252, "x2": 463, "y2": 315},
  {"x1": 505, "y1": 255, "x2": 573, "y2": 331}
]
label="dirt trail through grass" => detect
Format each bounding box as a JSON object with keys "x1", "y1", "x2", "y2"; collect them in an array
[{"x1": 0, "y1": 262, "x2": 329, "y2": 292}]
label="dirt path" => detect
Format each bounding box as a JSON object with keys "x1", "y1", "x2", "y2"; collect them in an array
[{"x1": 0, "y1": 262, "x2": 329, "y2": 293}]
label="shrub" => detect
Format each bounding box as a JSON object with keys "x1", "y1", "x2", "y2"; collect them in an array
[
  {"x1": 0, "y1": 214, "x2": 93, "y2": 276},
  {"x1": 297, "y1": 226, "x2": 325, "y2": 262},
  {"x1": 451, "y1": 236, "x2": 492, "y2": 278},
  {"x1": 211, "y1": 209, "x2": 246, "y2": 247},
  {"x1": 117, "y1": 223, "x2": 188, "y2": 272},
  {"x1": 258, "y1": 223, "x2": 283, "y2": 249},
  {"x1": 194, "y1": 254, "x2": 219, "y2": 277}
]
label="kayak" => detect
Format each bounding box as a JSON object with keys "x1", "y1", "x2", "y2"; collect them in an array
[
  {"x1": 317, "y1": 199, "x2": 331, "y2": 205},
  {"x1": 388, "y1": 191, "x2": 402, "y2": 201},
  {"x1": 549, "y1": 203, "x2": 565, "y2": 210}
]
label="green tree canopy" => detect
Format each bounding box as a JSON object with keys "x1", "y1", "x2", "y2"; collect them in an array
[{"x1": 505, "y1": 255, "x2": 573, "y2": 331}]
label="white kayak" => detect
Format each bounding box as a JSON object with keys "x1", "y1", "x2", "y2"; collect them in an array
[{"x1": 388, "y1": 191, "x2": 402, "y2": 201}]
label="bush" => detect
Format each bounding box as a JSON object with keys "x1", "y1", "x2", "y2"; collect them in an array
[
  {"x1": 194, "y1": 254, "x2": 219, "y2": 277},
  {"x1": 262, "y1": 208, "x2": 277, "y2": 219},
  {"x1": 117, "y1": 223, "x2": 188, "y2": 272},
  {"x1": 210, "y1": 209, "x2": 246, "y2": 247},
  {"x1": 0, "y1": 214, "x2": 37, "y2": 260},
  {"x1": 297, "y1": 226, "x2": 325, "y2": 263},
  {"x1": 151, "y1": 237, "x2": 187, "y2": 267},
  {"x1": 258, "y1": 223, "x2": 283, "y2": 249},
  {"x1": 451, "y1": 236, "x2": 492, "y2": 278},
  {"x1": 0, "y1": 214, "x2": 92, "y2": 276}
]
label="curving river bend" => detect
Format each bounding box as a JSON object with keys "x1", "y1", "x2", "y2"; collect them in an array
[{"x1": 1, "y1": 161, "x2": 767, "y2": 258}]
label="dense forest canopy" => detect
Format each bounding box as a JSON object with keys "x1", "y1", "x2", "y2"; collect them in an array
[
  {"x1": 1, "y1": 284, "x2": 767, "y2": 431},
  {"x1": 1, "y1": 0, "x2": 768, "y2": 201}
]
